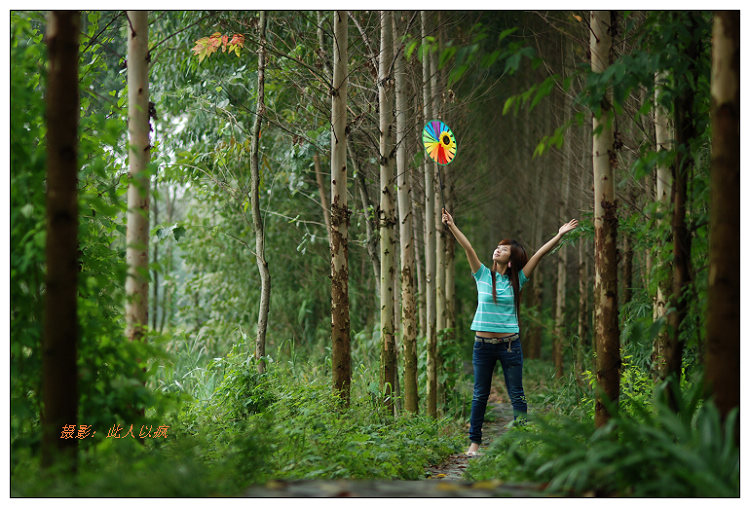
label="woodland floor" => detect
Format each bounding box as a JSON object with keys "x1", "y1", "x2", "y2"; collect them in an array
[{"x1": 243, "y1": 378, "x2": 546, "y2": 498}]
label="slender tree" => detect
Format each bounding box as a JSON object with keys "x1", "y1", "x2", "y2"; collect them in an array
[
  {"x1": 251, "y1": 11, "x2": 271, "y2": 373},
  {"x1": 41, "y1": 10, "x2": 80, "y2": 470},
  {"x1": 590, "y1": 10, "x2": 620, "y2": 428},
  {"x1": 330, "y1": 10, "x2": 351, "y2": 405},
  {"x1": 651, "y1": 69, "x2": 673, "y2": 379},
  {"x1": 421, "y1": 10, "x2": 437, "y2": 418},
  {"x1": 125, "y1": 11, "x2": 150, "y2": 344},
  {"x1": 705, "y1": 10, "x2": 739, "y2": 431},
  {"x1": 378, "y1": 10, "x2": 397, "y2": 412},
  {"x1": 393, "y1": 13, "x2": 419, "y2": 414},
  {"x1": 431, "y1": 16, "x2": 446, "y2": 409}
]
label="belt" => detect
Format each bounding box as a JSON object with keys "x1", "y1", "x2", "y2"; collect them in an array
[{"x1": 474, "y1": 333, "x2": 519, "y2": 344}]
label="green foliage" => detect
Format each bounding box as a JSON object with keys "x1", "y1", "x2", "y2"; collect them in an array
[
  {"x1": 466, "y1": 384, "x2": 738, "y2": 497},
  {"x1": 10, "y1": 11, "x2": 47, "y2": 460}
]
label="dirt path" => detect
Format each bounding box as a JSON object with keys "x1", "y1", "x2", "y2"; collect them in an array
[{"x1": 424, "y1": 384, "x2": 515, "y2": 481}]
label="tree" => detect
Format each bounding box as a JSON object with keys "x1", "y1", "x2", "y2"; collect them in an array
[
  {"x1": 590, "y1": 10, "x2": 620, "y2": 428},
  {"x1": 41, "y1": 10, "x2": 80, "y2": 470},
  {"x1": 705, "y1": 10, "x2": 739, "y2": 430},
  {"x1": 251, "y1": 11, "x2": 271, "y2": 373},
  {"x1": 125, "y1": 11, "x2": 151, "y2": 343},
  {"x1": 378, "y1": 10, "x2": 397, "y2": 412},
  {"x1": 330, "y1": 10, "x2": 351, "y2": 405},
  {"x1": 651, "y1": 69, "x2": 673, "y2": 379},
  {"x1": 421, "y1": 10, "x2": 438, "y2": 418},
  {"x1": 664, "y1": 11, "x2": 702, "y2": 410},
  {"x1": 393, "y1": 13, "x2": 419, "y2": 414}
]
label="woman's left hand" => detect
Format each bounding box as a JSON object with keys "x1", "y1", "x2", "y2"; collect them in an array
[{"x1": 559, "y1": 219, "x2": 578, "y2": 236}]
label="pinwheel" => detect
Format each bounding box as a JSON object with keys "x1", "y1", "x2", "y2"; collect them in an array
[
  {"x1": 422, "y1": 120, "x2": 457, "y2": 165},
  {"x1": 422, "y1": 120, "x2": 457, "y2": 213}
]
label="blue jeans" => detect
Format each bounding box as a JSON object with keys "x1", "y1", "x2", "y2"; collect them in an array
[{"x1": 469, "y1": 335, "x2": 527, "y2": 444}]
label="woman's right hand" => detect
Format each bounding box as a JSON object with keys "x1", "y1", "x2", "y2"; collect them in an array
[{"x1": 441, "y1": 208, "x2": 454, "y2": 227}]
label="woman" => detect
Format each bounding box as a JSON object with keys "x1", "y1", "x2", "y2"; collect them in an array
[{"x1": 441, "y1": 208, "x2": 577, "y2": 456}]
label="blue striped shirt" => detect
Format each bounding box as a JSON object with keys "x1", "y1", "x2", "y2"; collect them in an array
[{"x1": 470, "y1": 263, "x2": 528, "y2": 333}]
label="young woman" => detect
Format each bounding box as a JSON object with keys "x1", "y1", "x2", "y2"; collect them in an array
[{"x1": 441, "y1": 208, "x2": 578, "y2": 456}]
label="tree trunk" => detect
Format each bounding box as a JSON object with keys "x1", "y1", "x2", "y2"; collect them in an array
[
  {"x1": 125, "y1": 11, "x2": 150, "y2": 344},
  {"x1": 251, "y1": 11, "x2": 271, "y2": 374},
  {"x1": 378, "y1": 10, "x2": 397, "y2": 413},
  {"x1": 41, "y1": 10, "x2": 80, "y2": 470},
  {"x1": 330, "y1": 10, "x2": 351, "y2": 405},
  {"x1": 705, "y1": 10, "x2": 739, "y2": 432},
  {"x1": 431, "y1": 22, "x2": 446, "y2": 411},
  {"x1": 651, "y1": 69, "x2": 673, "y2": 380},
  {"x1": 591, "y1": 10, "x2": 620, "y2": 428},
  {"x1": 421, "y1": 10, "x2": 437, "y2": 418},
  {"x1": 665, "y1": 12, "x2": 700, "y2": 410},
  {"x1": 554, "y1": 158, "x2": 570, "y2": 379},
  {"x1": 393, "y1": 13, "x2": 419, "y2": 414}
]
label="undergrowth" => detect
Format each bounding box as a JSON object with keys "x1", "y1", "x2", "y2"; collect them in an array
[
  {"x1": 465, "y1": 374, "x2": 739, "y2": 497},
  {"x1": 11, "y1": 340, "x2": 464, "y2": 496}
]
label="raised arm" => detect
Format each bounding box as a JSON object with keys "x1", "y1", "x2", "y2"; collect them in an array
[
  {"x1": 523, "y1": 219, "x2": 578, "y2": 278},
  {"x1": 442, "y1": 208, "x2": 481, "y2": 273}
]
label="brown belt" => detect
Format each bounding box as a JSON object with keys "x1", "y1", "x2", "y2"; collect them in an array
[{"x1": 474, "y1": 332, "x2": 519, "y2": 345}]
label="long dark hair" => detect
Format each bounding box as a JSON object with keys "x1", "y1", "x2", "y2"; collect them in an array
[{"x1": 490, "y1": 239, "x2": 528, "y2": 319}]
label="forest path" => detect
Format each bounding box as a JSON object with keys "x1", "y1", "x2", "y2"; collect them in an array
[
  {"x1": 244, "y1": 379, "x2": 546, "y2": 497},
  {"x1": 423, "y1": 398, "x2": 513, "y2": 481}
]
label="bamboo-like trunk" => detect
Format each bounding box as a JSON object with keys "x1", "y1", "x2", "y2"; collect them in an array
[
  {"x1": 378, "y1": 10, "x2": 397, "y2": 413},
  {"x1": 125, "y1": 11, "x2": 150, "y2": 344},
  {"x1": 393, "y1": 13, "x2": 419, "y2": 414},
  {"x1": 421, "y1": 11, "x2": 437, "y2": 418},
  {"x1": 41, "y1": 10, "x2": 80, "y2": 470},
  {"x1": 330, "y1": 11, "x2": 351, "y2": 405},
  {"x1": 554, "y1": 47, "x2": 572, "y2": 378},
  {"x1": 706, "y1": 11, "x2": 739, "y2": 431},
  {"x1": 554, "y1": 144, "x2": 570, "y2": 379},
  {"x1": 591, "y1": 10, "x2": 620, "y2": 428},
  {"x1": 251, "y1": 11, "x2": 271, "y2": 374},
  {"x1": 651, "y1": 70, "x2": 673, "y2": 378},
  {"x1": 431, "y1": 19, "x2": 445, "y2": 411}
]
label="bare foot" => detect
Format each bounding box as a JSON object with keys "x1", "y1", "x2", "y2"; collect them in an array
[{"x1": 466, "y1": 442, "x2": 480, "y2": 456}]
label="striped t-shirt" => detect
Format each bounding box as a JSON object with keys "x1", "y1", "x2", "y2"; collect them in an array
[{"x1": 470, "y1": 263, "x2": 528, "y2": 333}]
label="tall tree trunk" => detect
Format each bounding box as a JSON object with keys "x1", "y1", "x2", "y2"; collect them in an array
[
  {"x1": 378, "y1": 10, "x2": 397, "y2": 413},
  {"x1": 393, "y1": 13, "x2": 419, "y2": 414},
  {"x1": 125, "y1": 11, "x2": 150, "y2": 344},
  {"x1": 412, "y1": 114, "x2": 426, "y2": 338},
  {"x1": 591, "y1": 10, "x2": 620, "y2": 428},
  {"x1": 41, "y1": 10, "x2": 80, "y2": 470},
  {"x1": 431, "y1": 17, "x2": 446, "y2": 411},
  {"x1": 651, "y1": 69, "x2": 673, "y2": 379},
  {"x1": 554, "y1": 145, "x2": 571, "y2": 379},
  {"x1": 330, "y1": 10, "x2": 351, "y2": 405},
  {"x1": 251, "y1": 11, "x2": 271, "y2": 374},
  {"x1": 421, "y1": 10, "x2": 437, "y2": 418},
  {"x1": 554, "y1": 48, "x2": 572, "y2": 378},
  {"x1": 665, "y1": 12, "x2": 700, "y2": 410},
  {"x1": 705, "y1": 10, "x2": 739, "y2": 432}
]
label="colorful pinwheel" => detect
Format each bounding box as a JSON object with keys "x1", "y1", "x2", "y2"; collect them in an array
[{"x1": 422, "y1": 120, "x2": 457, "y2": 165}]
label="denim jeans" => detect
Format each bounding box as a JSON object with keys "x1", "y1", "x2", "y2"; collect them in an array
[{"x1": 469, "y1": 335, "x2": 527, "y2": 444}]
